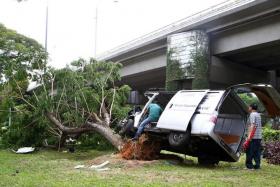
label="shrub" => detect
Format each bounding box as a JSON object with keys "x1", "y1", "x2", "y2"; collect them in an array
[
  {"x1": 78, "y1": 133, "x2": 114, "y2": 151},
  {"x1": 264, "y1": 141, "x2": 280, "y2": 165},
  {"x1": 263, "y1": 127, "x2": 280, "y2": 142}
]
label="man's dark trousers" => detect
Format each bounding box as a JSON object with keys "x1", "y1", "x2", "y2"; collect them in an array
[{"x1": 246, "y1": 139, "x2": 262, "y2": 169}]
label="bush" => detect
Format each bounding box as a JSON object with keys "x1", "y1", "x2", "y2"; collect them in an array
[
  {"x1": 264, "y1": 141, "x2": 280, "y2": 165},
  {"x1": 1, "y1": 116, "x2": 49, "y2": 149},
  {"x1": 0, "y1": 137, "x2": 3, "y2": 149},
  {"x1": 78, "y1": 133, "x2": 114, "y2": 151},
  {"x1": 263, "y1": 127, "x2": 280, "y2": 142}
]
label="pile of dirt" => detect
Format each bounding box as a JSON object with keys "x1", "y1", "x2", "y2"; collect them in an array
[{"x1": 120, "y1": 134, "x2": 162, "y2": 160}]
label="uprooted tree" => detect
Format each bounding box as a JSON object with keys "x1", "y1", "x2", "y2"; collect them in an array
[
  {"x1": 43, "y1": 59, "x2": 131, "y2": 150},
  {"x1": 0, "y1": 23, "x2": 131, "y2": 150},
  {"x1": 1, "y1": 57, "x2": 131, "y2": 150},
  {"x1": 1, "y1": 24, "x2": 160, "y2": 160}
]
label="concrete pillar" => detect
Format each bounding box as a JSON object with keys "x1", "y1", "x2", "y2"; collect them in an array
[{"x1": 166, "y1": 30, "x2": 209, "y2": 91}]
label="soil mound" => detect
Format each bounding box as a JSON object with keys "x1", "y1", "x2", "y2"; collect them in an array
[{"x1": 120, "y1": 134, "x2": 162, "y2": 160}]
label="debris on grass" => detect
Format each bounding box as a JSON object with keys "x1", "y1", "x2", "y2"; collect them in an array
[
  {"x1": 96, "y1": 167, "x2": 110, "y2": 172},
  {"x1": 74, "y1": 165, "x2": 86, "y2": 169},
  {"x1": 13, "y1": 147, "x2": 35, "y2": 154},
  {"x1": 74, "y1": 161, "x2": 110, "y2": 171},
  {"x1": 90, "y1": 161, "x2": 109, "y2": 169}
]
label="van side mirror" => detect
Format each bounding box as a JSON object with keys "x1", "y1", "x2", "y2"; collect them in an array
[{"x1": 127, "y1": 91, "x2": 142, "y2": 105}]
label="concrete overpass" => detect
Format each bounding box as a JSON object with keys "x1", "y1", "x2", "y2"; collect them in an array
[{"x1": 98, "y1": 0, "x2": 280, "y2": 91}]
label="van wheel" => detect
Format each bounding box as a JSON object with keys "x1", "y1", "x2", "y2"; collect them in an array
[
  {"x1": 168, "y1": 131, "x2": 190, "y2": 148},
  {"x1": 198, "y1": 157, "x2": 219, "y2": 166}
]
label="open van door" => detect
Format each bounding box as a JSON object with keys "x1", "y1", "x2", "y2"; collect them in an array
[
  {"x1": 157, "y1": 90, "x2": 208, "y2": 131},
  {"x1": 229, "y1": 84, "x2": 280, "y2": 118}
]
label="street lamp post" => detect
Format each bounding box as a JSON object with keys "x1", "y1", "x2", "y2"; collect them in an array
[
  {"x1": 94, "y1": 5, "x2": 98, "y2": 58},
  {"x1": 45, "y1": 0, "x2": 49, "y2": 53},
  {"x1": 94, "y1": 0, "x2": 118, "y2": 58}
]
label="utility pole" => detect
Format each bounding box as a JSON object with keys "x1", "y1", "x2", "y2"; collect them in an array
[
  {"x1": 45, "y1": 0, "x2": 49, "y2": 52},
  {"x1": 94, "y1": 0, "x2": 119, "y2": 58},
  {"x1": 94, "y1": 5, "x2": 98, "y2": 58}
]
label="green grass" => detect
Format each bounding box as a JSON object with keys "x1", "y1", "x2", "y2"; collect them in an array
[{"x1": 0, "y1": 149, "x2": 280, "y2": 187}]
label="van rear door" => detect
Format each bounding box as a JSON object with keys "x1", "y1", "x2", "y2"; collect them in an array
[
  {"x1": 157, "y1": 90, "x2": 208, "y2": 131},
  {"x1": 230, "y1": 84, "x2": 280, "y2": 117}
]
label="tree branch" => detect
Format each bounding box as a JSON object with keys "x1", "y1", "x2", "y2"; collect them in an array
[
  {"x1": 101, "y1": 104, "x2": 110, "y2": 126},
  {"x1": 109, "y1": 88, "x2": 116, "y2": 121},
  {"x1": 46, "y1": 112, "x2": 93, "y2": 135}
]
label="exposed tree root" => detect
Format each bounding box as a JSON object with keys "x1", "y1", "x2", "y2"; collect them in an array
[{"x1": 120, "y1": 134, "x2": 162, "y2": 160}]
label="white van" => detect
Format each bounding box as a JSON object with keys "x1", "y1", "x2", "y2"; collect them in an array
[{"x1": 122, "y1": 84, "x2": 280, "y2": 165}]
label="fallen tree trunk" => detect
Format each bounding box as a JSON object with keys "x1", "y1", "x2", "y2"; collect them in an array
[
  {"x1": 47, "y1": 113, "x2": 161, "y2": 160},
  {"x1": 46, "y1": 112, "x2": 124, "y2": 151},
  {"x1": 86, "y1": 122, "x2": 124, "y2": 151}
]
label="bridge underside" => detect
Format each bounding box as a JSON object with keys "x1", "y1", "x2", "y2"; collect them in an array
[
  {"x1": 121, "y1": 40, "x2": 280, "y2": 91},
  {"x1": 117, "y1": 8, "x2": 280, "y2": 92},
  {"x1": 120, "y1": 41, "x2": 280, "y2": 92},
  {"x1": 223, "y1": 42, "x2": 280, "y2": 71},
  {"x1": 121, "y1": 67, "x2": 166, "y2": 92}
]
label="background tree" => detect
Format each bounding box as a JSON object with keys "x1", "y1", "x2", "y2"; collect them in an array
[{"x1": 0, "y1": 23, "x2": 48, "y2": 147}]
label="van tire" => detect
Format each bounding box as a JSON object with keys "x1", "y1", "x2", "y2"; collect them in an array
[
  {"x1": 168, "y1": 130, "x2": 190, "y2": 148},
  {"x1": 198, "y1": 157, "x2": 219, "y2": 166}
]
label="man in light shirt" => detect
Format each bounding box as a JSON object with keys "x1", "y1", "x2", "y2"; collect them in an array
[{"x1": 243, "y1": 103, "x2": 262, "y2": 170}]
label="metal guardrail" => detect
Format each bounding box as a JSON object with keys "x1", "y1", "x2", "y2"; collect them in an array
[{"x1": 97, "y1": 0, "x2": 256, "y2": 60}]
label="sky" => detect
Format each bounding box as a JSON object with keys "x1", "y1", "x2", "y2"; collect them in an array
[{"x1": 0, "y1": 0, "x2": 226, "y2": 69}]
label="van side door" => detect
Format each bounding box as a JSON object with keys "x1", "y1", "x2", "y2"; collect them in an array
[{"x1": 157, "y1": 90, "x2": 208, "y2": 131}]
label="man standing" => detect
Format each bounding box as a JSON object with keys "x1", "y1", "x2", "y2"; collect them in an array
[
  {"x1": 132, "y1": 100, "x2": 162, "y2": 141},
  {"x1": 243, "y1": 103, "x2": 262, "y2": 170}
]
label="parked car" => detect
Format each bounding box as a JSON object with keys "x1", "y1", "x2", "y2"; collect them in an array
[{"x1": 121, "y1": 84, "x2": 280, "y2": 165}]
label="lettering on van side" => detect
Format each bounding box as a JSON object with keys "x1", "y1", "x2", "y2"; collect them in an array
[{"x1": 171, "y1": 104, "x2": 197, "y2": 108}]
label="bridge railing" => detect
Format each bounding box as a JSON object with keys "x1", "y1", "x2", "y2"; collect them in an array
[{"x1": 97, "y1": 0, "x2": 256, "y2": 61}]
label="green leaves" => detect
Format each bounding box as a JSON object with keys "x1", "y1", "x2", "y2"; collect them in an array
[
  {"x1": 52, "y1": 59, "x2": 130, "y2": 125},
  {"x1": 0, "y1": 23, "x2": 48, "y2": 147},
  {"x1": 0, "y1": 23, "x2": 47, "y2": 84},
  {"x1": 0, "y1": 24, "x2": 130, "y2": 148}
]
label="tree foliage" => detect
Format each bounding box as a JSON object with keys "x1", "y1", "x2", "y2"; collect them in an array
[
  {"x1": 1, "y1": 57, "x2": 130, "y2": 149},
  {"x1": 0, "y1": 23, "x2": 47, "y2": 84},
  {"x1": 0, "y1": 23, "x2": 48, "y2": 147},
  {"x1": 190, "y1": 30, "x2": 209, "y2": 89},
  {"x1": 44, "y1": 59, "x2": 131, "y2": 149},
  {"x1": 165, "y1": 50, "x2": 186, "y2": 91},
  {"x1": 165, "y1": 31, "x2": 209, "y2": 91},
  {"x1": 238, "y1": 93, "x2": 264, "y2": 112},
  {"x1": 0, "y1": 24, "x2": 130, "y2": 150}
]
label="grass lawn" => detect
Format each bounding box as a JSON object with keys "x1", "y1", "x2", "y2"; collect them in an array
[{"x1": 0, "y1": 149, "x2": 280, "y2": 187}]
